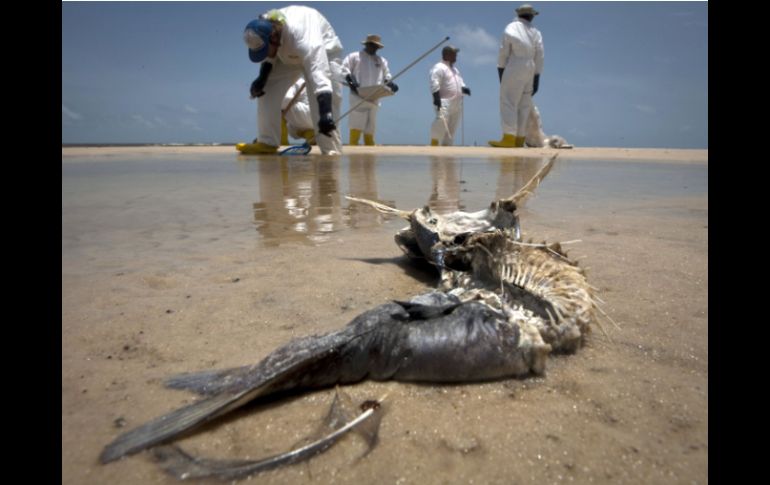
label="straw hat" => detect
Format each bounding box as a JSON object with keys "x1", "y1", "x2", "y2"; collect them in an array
[
  {"x1": 361, "y1": 34, "x2": 384, "y2": 48},
  {"x1": 516, "y1": 4, "x2": 540, "y2": 16}
]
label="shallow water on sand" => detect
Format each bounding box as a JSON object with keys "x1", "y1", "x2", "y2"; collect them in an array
[
  {"x1": 62, "y1": 153, "x2": 707, "y2": 485},
  {"x1": 62, "y1": 153, "x2": 706, "y2": 253}
]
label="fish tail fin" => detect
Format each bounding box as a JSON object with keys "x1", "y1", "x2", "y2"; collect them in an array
[
  {"x1": 100, "y1": 389, "x2": 254, "y2": 463},
  {"x1": 164, "y1": 366, "x2": 254, "y2": 395},
  {"x1": 101, "y1": 331, "x2": 357, "y2": 464}
]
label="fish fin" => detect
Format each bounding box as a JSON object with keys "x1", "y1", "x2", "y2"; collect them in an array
[
  {"x1": 100, "y1": 389, "x2": 253, "y2": 463},
  {"x1": 345, "y1": 196, "x2": 412, "y2": 220},
  {"x1": 102, "y1": 330, "x2": 356, "y2": 463},
  {"x1": 164, "y1": 366, "x2": 255, "y2": 395},
  {"x1": 393, "y1": 301, "x2": 461, "y2": 319},
  {"x1": 505, "y1": 154, "x2": 558, "y2": 207},
  {"x1": 151, "y1": 391, "x2": 384, "y2": 480}
]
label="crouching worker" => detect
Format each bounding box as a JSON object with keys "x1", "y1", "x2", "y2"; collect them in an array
[
  {"x1": 281, "y1": 78, "x2": 316, "y2": 145},
  {"x1": 242, "y1": 6, "x2": 344, "y2": 155}
]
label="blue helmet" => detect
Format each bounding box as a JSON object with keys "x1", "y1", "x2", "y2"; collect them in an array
[{"x1": 243, "y1": 18, "x2": 273, "y2": 63}]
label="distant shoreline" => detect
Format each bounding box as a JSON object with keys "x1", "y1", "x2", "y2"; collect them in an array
[{"x1": 62, "y1": 145, "x2": 708, "y2": 163}]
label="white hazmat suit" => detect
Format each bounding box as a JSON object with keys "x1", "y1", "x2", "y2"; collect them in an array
[
  {"x1": 256, "y1": 6, "x2": 344, "y2": 154},
  {"x1": 492, "y1": 16, "x2": 544, "y2": 146},
  {"x1": 341, "y1": 50, "x2": 392, "y2": 145},
  {"x1": 429, "y1": 60, "x2": 467, "y2": 146}
]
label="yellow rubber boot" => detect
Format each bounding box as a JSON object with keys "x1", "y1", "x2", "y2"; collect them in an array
[
  {"x1": 280, "y1": 118, "x2": 289, "y2": 145},
  {"x1": 488, "y1": 134, "x2": 517, "y2": 148},
  {"x1": 430, "y1": 139, "x2": 439, "y2": 146},
  {"x1": 515, "y1": 136, "x2": 526, "y2": 147},
  {"x1": 349, "y1": 129, "x2": 362, "y2": 145},
  {"x1": 236, "y1": 141, "x2": 278, "y2": 154},
  {"x1": 364, "y1": 133, "x2": 375, "y2": 146},
  {"x1": 300, "y1": 129, "x2": 316, "y2": 145}
]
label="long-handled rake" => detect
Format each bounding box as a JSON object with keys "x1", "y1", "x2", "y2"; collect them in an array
[{"x1": 281, "y1": 36, "x2": 451, "y2": 155}]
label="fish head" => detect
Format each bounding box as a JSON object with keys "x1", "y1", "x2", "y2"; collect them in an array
[
  {"x1": 488, "y1": 200, "x2": 521, "y2": 241},
  {"x1": 411, "y1": 207, "x2": 442, "y2": 261}
]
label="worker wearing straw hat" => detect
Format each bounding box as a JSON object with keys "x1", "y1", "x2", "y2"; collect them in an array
[{"x1": 341, "y1": 34, "x2": 399, "y2": 146}]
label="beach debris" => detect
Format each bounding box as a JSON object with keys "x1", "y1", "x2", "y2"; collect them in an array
[
  {"x1": 525, "y1": 106, "x2": 574, "y2": 149},
  {"x1": 151, "y1": 387, "x2": 383, "y2": 481},
  {"x1": 101, "y1": 154, "x2": 611, "y2": 476}
]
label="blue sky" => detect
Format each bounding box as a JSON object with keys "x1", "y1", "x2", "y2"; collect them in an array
[{"x1": 62, "y1": 1, "x2": 708, "y2": 148}]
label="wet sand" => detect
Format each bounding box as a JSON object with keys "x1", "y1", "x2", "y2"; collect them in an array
[
  {"x1": 64, "y1": 144, "x2": 708, "y2": 163},
  {"x1": 62, "y1": 146, "x2": 707, "y2": 484}
]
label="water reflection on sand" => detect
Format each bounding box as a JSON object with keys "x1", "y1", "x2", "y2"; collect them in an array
[{"x1": 250, "y1": 154, "x2": 548, "y2": 245}]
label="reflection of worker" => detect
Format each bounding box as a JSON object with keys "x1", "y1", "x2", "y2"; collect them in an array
[
  {"x1": 428, "y1": 157, "x2": 463, "y2": 214},
  {"x1": 280, "y1": 78, "x2": 315, "y2": 145},
  {"x1": 341, "y1": 35, "x2": 399, "y2": 146},
  {"x1": 347, "y1": 154, "x2": 395, "y2": 228},
  {"x1": 429, "y1": 45, "x2": 471, "y2": 146},
  {"x1": 243, "y1": 5, "x2": 344, "y2": 155},
  {"x1": 253, "y1": 159, "x2": 343, "y2": 245},
  {"x1": 495, "y1": 156, "x2": 543, "y2": 201},
  {"x1": 489, "y1": 4, "x2": 544, "y2": 148}
]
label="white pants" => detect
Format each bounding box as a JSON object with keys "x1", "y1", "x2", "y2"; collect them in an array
[
  {"x1": 257, "y1": 59, "x2": 344, "y2": 154},
  {"x1": 284, "y1": 102, "x2": 313, "y2": 138},
  {"x1": 430, "y1": 96, "x2": 462, "y2": 146},
  {"x1": 348, "y1": 95, "x2": 379, "y2": 134},
  {"x1": 499, "y1": 63, "x2": 535, "y2": 137}
]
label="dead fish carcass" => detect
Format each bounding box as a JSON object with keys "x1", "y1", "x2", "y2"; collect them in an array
[
  {"x1": 347, "y1": 155, "x2": 609, "y2": 353},
  {"x1": 440, "y1": 231, "x2": 597, "y2": 353},
  {"x1": 100, "y1": 291, "x2": 549, "y2": 464},
  {"x1": 347, "y1": 155, "x2": 556, "y2": 268},
  {"x1": 101, "y1": 154, "x2": 608, "y2": 469}
]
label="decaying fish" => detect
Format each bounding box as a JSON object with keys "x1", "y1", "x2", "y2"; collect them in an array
[
  {"x1": 101, "y1": 154, "x2": 610, "y2": 473},
  {"x1": 346, "y1": 154, "x2": 609, "y2": 353},
  {"x1": 347, "y1": 155, "x2": 556, "y2": 269},
  {"x1": 101, "y1": 291, "x2": 549, "y2": 464},
  {"x1": 441, "y1": 232, "x2": 597, "y2": 352}
]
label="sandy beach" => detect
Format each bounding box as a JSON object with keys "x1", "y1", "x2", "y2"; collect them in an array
[
  {"x1": 63, "y1": 145, "x2": 708, "y2": 163},
  {"x1": 62, "y1": 146, "x2": 707, "y2": 484}
]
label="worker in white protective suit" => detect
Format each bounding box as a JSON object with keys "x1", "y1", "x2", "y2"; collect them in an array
[
  {"x1": 429, "y1": 45, "x2": 471, "y2": 146},
  {"x1": 242, "y1": 6, "x2": 344, "y2": 155},
  {"x1": 280, "y1": 78, "x2": 316, "y2": 145},
  {"x1": 489, "y1": 4, "x2": 544, "y2": 148},
  {"x1": 341, "y1": 34, "x2": 399, "y2": 146}
]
